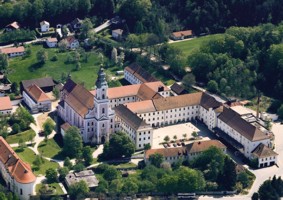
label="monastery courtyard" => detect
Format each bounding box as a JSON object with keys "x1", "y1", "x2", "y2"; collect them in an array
[{"x1": 152, "y1": 122, "x2": 212, "y2": 148}]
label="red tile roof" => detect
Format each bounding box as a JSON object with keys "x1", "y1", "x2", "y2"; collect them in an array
[
  {"x1": 0, "y1": 46, "x2": 25, "y2": 54},
  {"x1": 172, "y1": 30, "x2": 193, "y2": 38},
  {"x1": 0, "y1": 137, "x2": 36, "y2": 184},
  {"x1": 6, "y1": 21, "x2": 20, "y2": 29},
  {"x1": 25, "y1": 84, "x2": 50, "y2": 103},
  {"x1": 0, "y1": 96, "x2": 12, "y2": 111}
]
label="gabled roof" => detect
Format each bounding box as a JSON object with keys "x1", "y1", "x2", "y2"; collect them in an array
[
  {"x1": 186, "y1": 140, "x2": 226, "y2": 154},
  {"x1": 0, "y1": 137, "x2": 36, "y2": 184},
  {"x1": 0, "y1": 46, "x2": 25, "y2": 54},
  {"x1": 71, "y1": 18, "x2": 82, "y2": 25},
  {"x1": 172, "y1": 30, "x2": 192, "y2": 38},
  {"x1": 145, "y1": 140, "x2": 226, "y2": 159},
  {"x1": 0, "y1": 96, "x2": 12, "y2": 111},
  {"x1": 218, "y1": 107, "x2": 270, "y2": 141},
  {"x1": 64, "y1": 36, "x2": 78, "y2": 44},
  {"x1": 62, "y1": 78, "x2": 77, "y2": 93},
  {"x1": 171, "y1": 82, "x2": 187, "y2": 95},
  {"x1": 252, "y1": 143, "x2": 278, "y2": 158},
  {"x1": 47, "y1": 38, "x2": 58, "y2": 43},
  {"x1": 21, "y1": 77, "x2": 55, "y2": 90},
  {"x1": 25, "y1": 84, "x2": 50, "y2": 103},
  {"x1": 124, "y1": 63, "x2": 158, "y2": 83},
  {"x1": 125, "y1": 100, "x2": 156, "y2": 113},
  {"x1": 200, "y1": 92, "x2": 222, "y2": 110},
  {"x1": 6, "y1": 21, "x2": 20, "y2": 29},
  {"x1": 112, "y1": 29, "x2": 123, "y2": 35},
  {"x1": 64, "y1": 83, "x2": 94, "y2": 117},
  {"x1": 114, "y1": 105, "x2": 150, "y2": 130},
  {"x1": 40, "y1": 20, "x2": 50, "y2": 26}
]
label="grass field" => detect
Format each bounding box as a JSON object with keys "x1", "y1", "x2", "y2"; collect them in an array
[
  {"x1": 36, "y1": 183, "x2": 64, "y2": 195},
  {"x1": 7, "y1": 45, "x2": 119, "y2": 89},
  {"x1": 13, "y1": 147, "x2": 59, "y2": 176},
  {"x1": 38, "y1": 138, "x2": 64, "y2": 159},
  {"x1": 170, "y1": 34, "x2": 224, "y2": 57},
  {"x1": 6, "y1": 129, "x2": 36, "y2": 144}
]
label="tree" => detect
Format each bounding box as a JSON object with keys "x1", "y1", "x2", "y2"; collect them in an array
[
  {"x1": 278, "y1": 104, "x2": 283, "y2": 119},
  {"x1": 207, "y1": 80, "x2": 219, "y2": 93},
  {"x1": 218, "y1": 157, "x2": 237, "y2": 190},
  {"x1": 73, "y1": 163, "x2": 85, "y2": 172},
  {"x1": 58, "y1": 167, "x2": 69, "y2": 181},
  {"x1": 46, "y1": 168, "x2": 58, "y2": 183},
  {"x1": 122, "y1": 179, "x2": 139, "y2": 196},
  {"x1": 164, "y1": 135, "x2": 170, "y2": 143},
  {"x1": 33, "y1": 155, "x2": 44, "y2": 170},
  {"x1": 58, "y1": 39, "x2": 68, "y2": 52},
  {"x1": 12, "y1": 123, "x2": 20, "y2": 134},
  {"x1": 11, "y1": 107, "x2": 35, "y2": 130},
  {"x1": 82, "y1": 146, "x2": 93, "y2": 166},
  {"x1": 160, "y1": 162, "x2": 171, "y2": 170},
  {"x1": 36, "y1": 49, "x2": 48, "y2": 64},
  {"x1": 192, "y1": 131, "x2": 198, "y2": 138},
  {"x1": 43, "y1": 118, "x2": 55, "y2": 140},
  {"x1": 80, "y1": 18, "x2": 93, "y2": 39},
  {"x1": 103, "y1": 166, "x2": 120, "y2": 182},
  {"x1": 109, "y1": 179, "x2": 123, "y2": 196},
  {"x1": 252, "y1": 192, "x2": 259, "y2": 200},
  {"x1": 183, "y1": 134, "x2": 187, "y2": 141},
  {"x1": 173, "y1": 135, "x2": 177, "y2": 141},
  {"x1": 237, "y1": 172, "x2": 250, "y2": 188},
  {"x1": 68, "y1": 180, "x2": 89, "y2": 200},
  {"x1": 63, "y1": 126, "x2": 83, "y2": 158},
  {"x1": 0, "y1": 52, "x2": 8, "y2": 70},
  {"x1": 11, "y1": 82, "x2": 18, "y2": 94},
  {"x1": 118, "y1": 52, "x2": 125, "y2": 67},
  {"x1": 149, "y1": 153, "x2": 164, "y2": 168},
  {"x1": 111, "y1": 48, "x2": 118, "y2": 64},
  {"x1": 62, "y1": 25, "x2": 68, "y2": 38},
  {"x1": 144, "y1": 143, "x2": 151, "y2": 150},
  {"x1": 182, "y1": 73, "x2": 196, "y2": 88},
  {"x1": 64, "y1": 157, "x2": 73, "y2": 169},
  {"x1": 53, "y1": 87, "x2": 60, "y2": 100},
  {"x1": 100, "y1": 132, "x2": 135, "y2": 160},
  {"x1": 75, "y1": 62, "x2": 81, "y2": 71}
]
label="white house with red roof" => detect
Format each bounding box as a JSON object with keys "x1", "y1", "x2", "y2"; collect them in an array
[
  {"x1": 63, "y1": 36, "x2": 79, "y2": 49},
  {"x1": 23, "y1": 84, "x2": 51, "y2": 113},
  {"x1": 0, "y1": 137, "x2": 36, "y2": 200},
  {"x1": 0, "y1": 96, "x2": 12, "y2": 115},
  {"x1": 40, "y1": 20, "x2": 50, "y2": 32},
  {"x1": 46, "y1": 37, "x2": 58, "y2": 48},
  {"x1": 5, "y1": 21, "x2": 20, "y2": 32},
  {"x1": 0, "y1": 47, "x2": 25, "y2": 58}
]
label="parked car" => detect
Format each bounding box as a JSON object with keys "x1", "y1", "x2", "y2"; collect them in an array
[
  {"x1": 177, "y1": 142, "x2": 181, "y2": 146},
  {"x1": 38, "y1": 130, "x2": 44, "y2": 137},
  {"x1": 163, "y1": 144, "x2": 168, "y2": 148},
  {"x1": 173, "y1": 143, "x2": 177, "y2": 147},
  {"x1": 167, "y1": 143, "x2": 171, "y2": 147},
  {"x1": 181, "y1": 142, "x2": 185, "y2": 146}
]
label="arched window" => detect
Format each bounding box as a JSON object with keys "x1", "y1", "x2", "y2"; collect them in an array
[
  {"x1": 102, "y1": 94, "x2": 105, "y2": 99},
  {"x1": 102, "y1": 124, "x2": 105, "y2": 127},
  {"x1": 102, "y1": 108, "x2": 105, "y2": 114}
]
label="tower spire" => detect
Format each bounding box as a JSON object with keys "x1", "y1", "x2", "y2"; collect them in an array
[{"x1": 95, "y1": 65, "x2": 108, "y2": 89}]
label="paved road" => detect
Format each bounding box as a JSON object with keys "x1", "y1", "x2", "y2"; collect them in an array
[
  {"x1": 92, "y1": 20, "x2": 112, "y2": 33},
  {"x1": 0, "y1": 37, "x2": 44, "y2": 49}
]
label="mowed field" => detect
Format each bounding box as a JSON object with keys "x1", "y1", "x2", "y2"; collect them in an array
[
  {"x1": 170, "y1": 34, "x2": 224, "y2": 57},
  {"x1": 7, "y1": 45, "x2": 119, "y2": 90}
]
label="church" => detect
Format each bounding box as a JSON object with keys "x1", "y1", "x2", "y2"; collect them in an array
[{"x1": 58, "y1": 67, "x2": 115, "y2": 144}]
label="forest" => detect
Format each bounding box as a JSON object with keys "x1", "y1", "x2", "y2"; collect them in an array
[
  {"x1": 1, "y1": 0, "x2": 283, "y2": 35},
  {"x1": 188, "y1": 23, "x2": 283, "y2": 100}
]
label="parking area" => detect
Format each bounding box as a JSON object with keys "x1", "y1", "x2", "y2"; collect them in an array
[{"x1": 151, "y1": 122, "x2": 211, "y2": 149}]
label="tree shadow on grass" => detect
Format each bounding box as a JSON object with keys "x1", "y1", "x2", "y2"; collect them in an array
[{"x1": 28, "y1": 62, "x2": 44, "y2": 72}]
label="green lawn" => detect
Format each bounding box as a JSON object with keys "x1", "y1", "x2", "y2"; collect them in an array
[
  {"x1": 110, "y1": 162, "x2": 137, "y2": 169},
  {"x1": 170, "y1": 34, "x2": 224, "y2": 57},
  {"x1": 13, "y1": 147, "x2": 59, "y2": 176},
  {"x1": 36, "y1": 183, "x2": 64, "y2": 195},
  {"x1": 8, "y1": 45, "x2": 118, "y2": 90},
  {"x1": 38, "y1": 138, "x2": 64, "y2": 160},
  {"x1": 6, "y1": 129, "x2": 36, "y2": 144}
]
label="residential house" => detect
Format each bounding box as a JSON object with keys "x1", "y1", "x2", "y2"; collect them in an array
[
  {"x1": 46, "y1": 38, "x2": 58, "y2": 48},
  {"x1": 65, "y1": 170, "x2": 99, "y2": 188},
  {"x1": 251, "y1": 143, "x2": 278, "y2": 168},
  {"x1": 40, "y1": 21, "x2": 50, "y2": 32},
  {"x1": 22, "y1": 84, "x2": 51, "y2": 113},
  {"x1": 71, "y1": 18, "x2": 82, "y2": 30},
  {"x1": 63, "y1": 36, "x2": 79, "y2": 49},
  {"x1": 144, "y1": 140, "x2": 226, "y2": 164},
  {"x1": 0, "y1": 96, "x2": 12, "y2": 115},
  {"x1": 0, "y1": 137, "x2": 36, "y2": 200},
  {"x1": 20, "y1": 77, "x2": 56, "y2": 93},
  {"x1": 5, "y1": 21, "x2": 20, "y2": 32},
  {"x1": 171, "y1": 30, "x2": 193, "y2": 40},
  {"x1": 0, "y1": 47, "x2": 25, "y2": 58},
  {"x1": 112, "y1": 29, "x2": 123, "y2": 40},
  {"x1": 124, "y1": 63, "x2": 158, "y2": 85}
]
